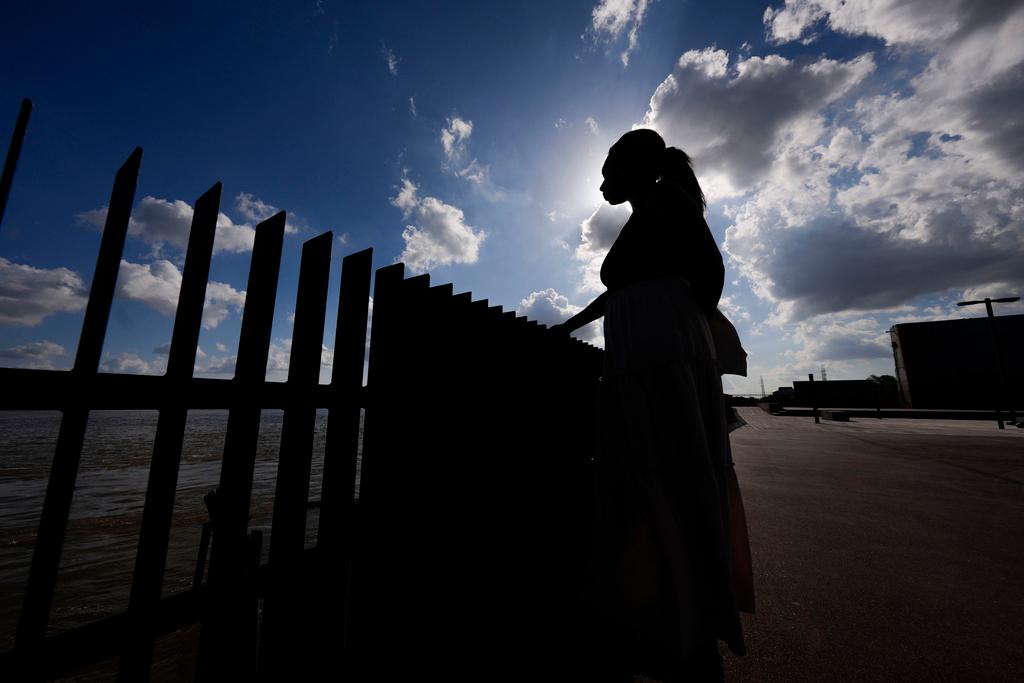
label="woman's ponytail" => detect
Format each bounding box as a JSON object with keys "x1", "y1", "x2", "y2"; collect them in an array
[
  {"x1": 610, "y1": 130, "x2": 707, "y2": 211},
  {"x1": 661, "y1": 146, "x2": 706, "y2": 213}
]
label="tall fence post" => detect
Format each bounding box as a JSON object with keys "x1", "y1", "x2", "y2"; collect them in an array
[
  {"x1": 257, "y1": 231, "x2": 334, "y2": 678},
  {"x1": 15, "y1": 149, "x2": 142, "y2": 671},
  {"x1": 313, "y1": 248, "x2": 372, "y2": 667},
  {"x1": 196, "y1": 212, "x2": 287, "y2": 680},
  {"x1": 343, "y1": 262, "x2": 403, "y2": 677},
  {"x1": 117, "y1": 182, "x2": 222, "y2": 680}
]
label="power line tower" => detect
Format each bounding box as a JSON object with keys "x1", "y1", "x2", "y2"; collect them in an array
[
  {"x1": 759, "y1": 376, "x2": 766, "y2": 398},
  {"x1": 821, "y1": 365, "x2": 828, "y2": 382}
]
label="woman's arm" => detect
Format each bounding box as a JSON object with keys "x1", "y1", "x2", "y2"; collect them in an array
[{"x1": 550, "y1": 291, "x2": 608, "y2": 334}]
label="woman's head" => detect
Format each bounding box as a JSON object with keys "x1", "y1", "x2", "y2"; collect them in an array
[
  {"x1": 600, "y1": 129, "x2": 664, "y2": 204},
  {"x1": 600, "y1": 128, "x2": 705, "y2": 211}
]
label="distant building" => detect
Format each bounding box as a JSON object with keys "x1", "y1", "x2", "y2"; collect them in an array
[
  {"x1": 889, "y1": 314, "x2": 1024, "y2": 409},
  {"x1": 792, "y1": 379, "x2": 900, "y2": 408},
  {"x1": 769, "y1": 386, "x2": 795, "y2": 402}
]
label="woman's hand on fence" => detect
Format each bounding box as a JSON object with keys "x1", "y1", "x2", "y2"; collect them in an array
[{"x1": 548, "y1": 322, "x2": 572, "y2": 336}]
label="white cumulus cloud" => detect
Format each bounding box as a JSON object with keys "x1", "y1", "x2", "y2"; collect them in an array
[
  {"x1": 638, "y1": 47, "x2": 876, "y2": 199},
  {"x1": 574, "y1": 202, "x2": 632, "y2": 294},
  {"x1": 762, "y1": 0, "x2": 1005, "y2": 48},
  {"x1": 789, "y1": 316, "x2": 892, "y2": 363},
  {"x1": 0, "y1": 257, "x2": 88, "y2": 326},
  {"x1": 517, "y1": 288, "x2": 604, "y2": 346},
  {"x1": 100, "y1": 351, "x2": 163, "y2": 375},
  {"x1": 718, "y1": 2, "x2": 1024, "y2": 324},
  {"x1": 390, "y1": 179, "x2": 486, "y2": 273},
  {"x1": 517, "y1": 288, "x2": 581, "y2": 325},
  {"x1": 79, "y1": 196, "x2": 260, "y2": 255},
  {"x1": 79, "y1": 192, "x2": 308, "y2": 257},
  {"x1": 116, "y1": 259, "x2": 246, "y2": 329},
  {"x1": 0, "y1": 340, "x2": 69, "y2": 370}
]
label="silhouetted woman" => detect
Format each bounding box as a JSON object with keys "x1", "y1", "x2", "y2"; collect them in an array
[{"x1": 553, "y1": 129, "x2": 746, "y2": 681}]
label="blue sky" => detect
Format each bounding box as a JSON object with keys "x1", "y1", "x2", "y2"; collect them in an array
[{"x1": 2, "y1": 0, "x2": 1022, "y2": 392}]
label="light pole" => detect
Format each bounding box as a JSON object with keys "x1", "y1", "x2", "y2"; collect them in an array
[{"x1": 957, "y1": 296, "x2": 1020, "y2": 429}]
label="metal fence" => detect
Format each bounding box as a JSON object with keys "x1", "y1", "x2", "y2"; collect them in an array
[{"x1": 0, "y1": 143, "x2": 603, "y2": 680}]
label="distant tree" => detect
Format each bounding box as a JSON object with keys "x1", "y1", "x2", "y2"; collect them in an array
[
  {"x1": 867, "y1": 374, "x2": 900, "y2": 408},
  {"x1": 867, "y1": 374, "x2": 898, "y2": 392}
]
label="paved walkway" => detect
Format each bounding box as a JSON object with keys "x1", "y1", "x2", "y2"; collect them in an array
[{"x1": 723, "y1": 409, "x2": 1024, "y2": 681}]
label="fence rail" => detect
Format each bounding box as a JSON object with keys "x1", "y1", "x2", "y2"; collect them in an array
[
  {"x1": 0, "y1": 134, "x2": 603, "y2": 679},
  {"x1": 0, "y1": 370, "x2": 346, "y2": 410}
]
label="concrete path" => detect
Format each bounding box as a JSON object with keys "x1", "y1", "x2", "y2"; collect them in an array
[{"x1": 723, "y1": 408, "x2": 1024, "y2": 681}]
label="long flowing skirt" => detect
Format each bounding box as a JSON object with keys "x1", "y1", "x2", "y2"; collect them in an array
[{"x1": 588, "y1": 278, "x2": 746, "y2": 661}]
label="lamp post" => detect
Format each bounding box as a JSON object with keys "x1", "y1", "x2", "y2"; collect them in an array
[{"x1": 957, "y1": 296, "x2": 1020, "y2": 429}]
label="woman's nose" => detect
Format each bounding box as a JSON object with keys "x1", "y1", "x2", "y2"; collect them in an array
[{"x1": 599, "y1": 179, "x2": 607, "y2": 192}]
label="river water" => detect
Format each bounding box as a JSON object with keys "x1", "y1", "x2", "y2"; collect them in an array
[{"x1": 0, "y1": 408, "x2": 354, "y2": 656}]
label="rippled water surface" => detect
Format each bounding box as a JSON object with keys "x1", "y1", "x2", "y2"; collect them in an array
[{"x1": 0, "y1": 409, "x2": 350, "y2": 653}]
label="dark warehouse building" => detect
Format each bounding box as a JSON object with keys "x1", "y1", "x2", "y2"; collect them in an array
[
  {"x1": 792, "y1": 379, "x2": 900, "y2": 409},
  {"x1": 889, "y1": 314, "x2": 1024, "y2": 409}
]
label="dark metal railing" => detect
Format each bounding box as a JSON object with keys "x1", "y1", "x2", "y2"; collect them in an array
[{"x1": 1, "y1": 106, "x2": 603, "y2": 680}]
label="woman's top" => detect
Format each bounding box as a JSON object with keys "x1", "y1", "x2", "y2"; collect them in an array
[{"x1": 599, "y1": 181, "x2": 724, "y2": 316}]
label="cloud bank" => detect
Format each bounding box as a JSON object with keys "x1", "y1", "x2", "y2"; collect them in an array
[
  {"x1": 0, "y1": 258, "x2": 88, "y2": 326},
  {"x1": 0, "y1": 340, "x2": 69, "y2": 369},
  {"x1": 566, "y1": 1, "x2": 1023, "y2": 383},
  {"x1": 634, "y1": 1, "x2": 1024, "y2": 323}
]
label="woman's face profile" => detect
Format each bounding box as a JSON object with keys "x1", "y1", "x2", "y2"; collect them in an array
[{"x1": 600, "y1": 153, "x2": 630, "y2": 205}]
